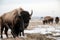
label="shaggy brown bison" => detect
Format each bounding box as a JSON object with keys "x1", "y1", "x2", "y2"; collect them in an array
[
  {"x1": 1, "y1": 8, "x2": 33, "y2": 38},
  {"x1": 55, "y1": 17, "x2": 59, "y2": 24},
  {"x1": 43, "y1": 16, "x2": 54, "y2": 24}
]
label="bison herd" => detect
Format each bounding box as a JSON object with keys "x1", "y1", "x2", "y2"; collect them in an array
[
  {"x1": 0, "y1": 8, "x2": 60, "y2": 39},
  {"x1": 43, "y1": 16, "x2": 60, "y2": 24}
]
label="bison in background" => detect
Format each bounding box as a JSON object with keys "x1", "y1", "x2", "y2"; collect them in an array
[
  {"x1": 43, "y1": 16, "x2": 54, "y2": 24},
  {"x1": 55, "y1": 17, "x2": 59, "y2": 24},
  {"x1": 1, "y1": 8, "x2": 33, "y2": 38}
]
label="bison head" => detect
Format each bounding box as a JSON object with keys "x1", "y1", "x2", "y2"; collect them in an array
[{"x1": 20, "y1": 10, "x2": 33, "y2": 28}]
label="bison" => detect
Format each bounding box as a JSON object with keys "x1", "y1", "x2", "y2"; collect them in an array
[
  {"x1": 55, "y1": 17, "x2": 59, "y2": 24},
  {"x1": 1, "y1": 8, "x2": 33, "y2": 38},
  {"x1": 43, "y1": 16, "x2": 54, "y2": 24}
]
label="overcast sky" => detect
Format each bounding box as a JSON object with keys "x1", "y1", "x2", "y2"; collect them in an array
[{"x1": 0, "y1": 0, "x2": 60, "y2": 17}]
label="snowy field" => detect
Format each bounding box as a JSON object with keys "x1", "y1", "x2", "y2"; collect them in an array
[
  {"x1": 25, "y1": 25, "x2": 60, "y2": 40},
  {"x1": 0, "y1": 24, "x2": 60, "y2": 40}
]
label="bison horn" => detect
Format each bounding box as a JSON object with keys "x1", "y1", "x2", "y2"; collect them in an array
[{"x1": 30, "y1": 10, "x2": 33, "y2": 16}]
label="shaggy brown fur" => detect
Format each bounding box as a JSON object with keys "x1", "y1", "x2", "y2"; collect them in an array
[{"x1": 1, "y1": 8, "x2": 33, "y2": 38}]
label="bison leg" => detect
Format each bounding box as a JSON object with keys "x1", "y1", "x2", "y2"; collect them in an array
[
  {"x1": 51, "y1": 21, "x2": 53, "y2": 24},
  {"x1": 1, "y1": 26, "x2": 4, "y2": 38},
  {"x1": 19, "y1": 31, "x2": 24, "y2": 37},
  {"x1": 43, "y1": 21, "x2": 45, "y2": 24},
  {"x1": 11, "y1": 29, "x2": 19, "y2": 38},
  {"x1": 56, "y1": 21, "x2": 59, "y2": 24},
  {"x1": 4, "y1": 26, "x2": 8, "y2": 38},
  {"x1": 11, "y1": 30, "x2": 16, "y2": 38},
  {"x1": 22, "y1": 31, "x2": 24, "y2": 36},
  {"x1": 19, "y1": 32, "x2": 21, "y2": 36},
  {"x1": 11, "y1": 31, "x2": 14, "y2": 38}
]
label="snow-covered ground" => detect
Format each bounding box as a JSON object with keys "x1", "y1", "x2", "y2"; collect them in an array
[
  {"x1": 0, "y1": 25, "x2": 60, "y2": 40},
  {"x1": 25, "y1": 25, "x2": 60, "y2": 34},
  {"x1": 25, "y1": 25, "x2": 60, "y2": 40}
]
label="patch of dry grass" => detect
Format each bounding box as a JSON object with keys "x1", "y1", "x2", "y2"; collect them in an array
[
  {"x1": 26, "y1": 33, "x2": 55, "y2": 40},
  {"x1": 1, "y1": 33, "x2": 55, "y2": 40}
]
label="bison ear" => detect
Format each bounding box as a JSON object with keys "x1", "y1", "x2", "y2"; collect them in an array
[{"x1": 30, "y1": 10, "x2": 33, "y2": 16}]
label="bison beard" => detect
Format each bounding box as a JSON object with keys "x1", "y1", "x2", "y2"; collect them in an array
[{"x1": 11, "y1": 16, "x2": 24, "y2": 37}]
